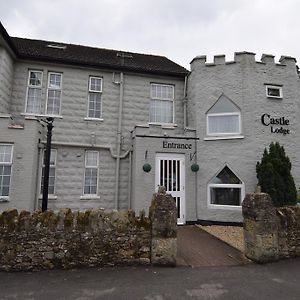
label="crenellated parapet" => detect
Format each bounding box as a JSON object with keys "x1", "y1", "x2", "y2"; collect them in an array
[{"x1": 190, "y1": 51, "x2": 297, "y2": 71}]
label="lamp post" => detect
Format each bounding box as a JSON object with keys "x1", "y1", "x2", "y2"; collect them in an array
[{"x1": 42, "y1": 117, "x2": 54, "y2": 212}]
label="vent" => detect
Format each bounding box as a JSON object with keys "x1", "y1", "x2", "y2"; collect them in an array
[{"x1": 46, "y1": 44, "x2": 67, "y2": 50}]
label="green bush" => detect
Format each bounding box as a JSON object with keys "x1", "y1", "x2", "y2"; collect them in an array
[{"x1": 256, "y1": 142, "x2": 297, "y2": 206}]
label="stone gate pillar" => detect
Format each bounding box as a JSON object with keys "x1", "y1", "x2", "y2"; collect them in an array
[
  {"x1": 149, "y1": 186, "x2": 177, "y2": 266},
  {"x1": 242, "y1": 193, "x2": 279, "y2": 263}
]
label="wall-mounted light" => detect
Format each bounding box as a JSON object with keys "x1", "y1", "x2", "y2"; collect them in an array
[
  {"x1": 143, "y1": 163, "x2": 152, "y2": 172},
  {"x1": 191, "y1": 163, "x2": 199, "y2": 172}
]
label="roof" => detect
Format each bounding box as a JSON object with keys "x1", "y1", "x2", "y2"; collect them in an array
[{"x1": 0, "y1": 22, "x2": 188, "y2": 77}]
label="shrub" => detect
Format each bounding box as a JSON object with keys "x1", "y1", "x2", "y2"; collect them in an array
[{"x1": 256, "y1": 142, "x2": 297, "y2": 206}]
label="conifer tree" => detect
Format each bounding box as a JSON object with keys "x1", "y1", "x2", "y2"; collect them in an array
[{"x1": 256, "y1": 142, "x2": 297, "y2": 206}]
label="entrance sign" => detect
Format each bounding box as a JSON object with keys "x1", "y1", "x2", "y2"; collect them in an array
[{"x1": 163, "y1": 141, "x2": 192, "y2": 149}]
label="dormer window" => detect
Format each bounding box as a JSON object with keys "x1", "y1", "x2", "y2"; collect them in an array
[{"x1": 266, "y1": 85, "x2": 282, "y2": 99}]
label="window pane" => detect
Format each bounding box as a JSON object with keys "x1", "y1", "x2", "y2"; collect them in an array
[
  {"x1": 211, "y1": 187, "x2": 241, "y2": 206},
  {"x1": 26, "y1": 88, "x2": 42, "y2": 113},
  {"x1": 0, "y1": 166, "x2": 11, "y2": 197},
  {"x1": 84, "y1": 167, "x2": 98, "y2": 195},
  {"x1": 88, "y1": 93, "x2": 102, "y2": 118},
  {"x1": 85, "y1": 151, "x2": 98, "y2": 167},
  {"x1": 150, "y1": 99, "x2": 173, "y2": 123},
  {"x1": 267, "y1": 87, "x2": 280, "y2": 97},
  {"x1": 0, "y1": 145, "x2": 12, "y2": 163},
  {"x1": 90, "y1": 77, "x2": 102, "y2": 92},
  {"x1": 208, "y1": 114, "x2": 239, "y2": 134},
  {"x1": 29, "y1": 71, "x2": 42, "y2": 86},
  {"x1": 211, "y1": 166, "x2": 242, "y2": 184},
  {"x1": 47, "y1": 90, "x2": 61, "y2": 115},
  {"x1": 49, "y1": 73, "x2": 61, "y2": 88}
]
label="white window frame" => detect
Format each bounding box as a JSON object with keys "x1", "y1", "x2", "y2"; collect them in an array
[
  {"x1": 266, "y1": 85, "x2": 282, "y2": 99},
  {"x1": 0, "y1": 144, "x2": 13, "y2": 200},
  {"x1": 206, "y1": 112, "x2": 242, "y2": 136},
  {"x1": 25, "y1": 70, "x2": 43, "y2": 114},
  {"x1": 87, "y1": 76, "x2": 103, "y2": 120},
  {"x1": 83, "y1": 150, "x2": 99, "y2": 196},
  {"x1": 149, "y1": 83, "x2": 175, "y2": 125},
  {"x1": 41, "y1": 149, "x2": 57, "y2": 196},
  {"x1": 207, "y1": 167, "x2": 245, "y2": 210},
  {"x1": 46, "y1": 72, "x2": 62, "y2": 116}
]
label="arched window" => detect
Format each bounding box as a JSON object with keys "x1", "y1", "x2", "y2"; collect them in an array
[
  {"x1": 208, "y1": 166, "x2": 244, "y2": 208},
  {"x1": 206, "y1": 94, "x2": 242, "y2": 137}
]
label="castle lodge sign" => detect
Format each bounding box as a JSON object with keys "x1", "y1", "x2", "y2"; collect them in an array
[{"x1": 261, "y1": 113, "x2": 290, "y2": 135}]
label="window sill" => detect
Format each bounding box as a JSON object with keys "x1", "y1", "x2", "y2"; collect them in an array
[
  {"x1": 39, "y1": 195, "x2": 58, "y2": 200},
  {"x1": 204, "y1": 135, "x2": 244, "y2": 141},
  {"x1": 80, "y1": 195, "x2": 101, "y2": 200},
  {"x1": 84, "y1": 117, "x2": 104, "y2": 122},
  {"x1": 0, "y1": 114, "x2": 11, "y2": 119},
  {"x1": 266, "y1": 96, "x2": 282, "y2": 99},
  {"x1": 208, "y1": 204, "x2": 242, "y2": 210},
  {"x1": 0, "y1": 197, "x2": 9, "y2": 203},
  {"x1": 21, "y1": 113, "x2": 63, "y2": 119},
  {"x1": 148, "y1": 122, "x2": 177, "y2": 128}
]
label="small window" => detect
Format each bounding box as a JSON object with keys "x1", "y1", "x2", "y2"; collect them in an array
[
  {"x1": 0, "y1": 144, "x2": 13, "y2": 199},
  {"x1": 266, "y1": 85, "x2": 282, "y2": 99},
  {"x1": 88, "y1": 77, "x2": 102, "y2": 119},
  {"x1": 83, "y1": 151, "x2": 99, "y2": 195},
  {"x1": 41, "y1": 149, "x2": 57, "y2": 195},
  {"x1": 150, "y1": 83, "x2": 174, "y2": 124},
  {"x1": 25, "y1": 70, "x2": 43, "y2": 114},
  {"x1": 208, "y1": 166, "x2": 244, "y2": 208},
  {"x1": 46, "y1": 72, "x2": 62, "y2": 115}
]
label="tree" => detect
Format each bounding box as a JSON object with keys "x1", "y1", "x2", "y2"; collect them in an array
[{"x1": 256, "y1": 142, "x2": 297, "y2": 206}]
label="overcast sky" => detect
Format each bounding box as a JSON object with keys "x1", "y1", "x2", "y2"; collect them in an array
[{"x1": 1, "y1": 0, "x2": 300, "y2": 69}]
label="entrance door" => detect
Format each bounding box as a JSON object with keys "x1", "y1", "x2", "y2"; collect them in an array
[{"x1": 155, "y1": 153, "x2": 185, "y2": 224}]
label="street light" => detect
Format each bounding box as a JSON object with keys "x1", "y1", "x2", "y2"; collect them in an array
[{"x1": 42, "y1": 117, "x2": 54, "y2": 212}]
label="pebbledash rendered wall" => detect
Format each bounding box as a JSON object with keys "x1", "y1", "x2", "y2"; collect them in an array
[
  {"x1": 0, "y1": 47, "x2": 14, "y2": 113},
  {"x1": 7, "y1": 60, "x2": 185, "y2": 211},
  {"x1": 188, "y1": 52, "x2": 300, "y2": 223}
]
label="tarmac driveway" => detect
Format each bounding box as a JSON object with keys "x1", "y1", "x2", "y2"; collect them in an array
[{"x1": 177, "y1": 225, "x2": 247, "y2": 267}]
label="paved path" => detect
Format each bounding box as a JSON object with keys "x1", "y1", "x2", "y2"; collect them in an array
[
  {"x1": 177, "y1": 225, "x2": 247, "y2": 267},
  {"x1": 0, "y1": 258, "x2": 299, "y2": 299}
]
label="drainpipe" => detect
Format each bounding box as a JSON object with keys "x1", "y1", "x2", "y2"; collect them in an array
[
  {"x1": 128, "y1": 150, "x2": 132, "y2": 209},
  {"x1": 114, "y1": 72, "x2": 124, "y2": 210},
  {"x1": 183, "y1": 74, "x2": 188, "y2": 129}
]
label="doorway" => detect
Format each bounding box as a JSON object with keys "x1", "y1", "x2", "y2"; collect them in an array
[{"x1": 155, "y1": 153, "x2": 185, "y2": 224}]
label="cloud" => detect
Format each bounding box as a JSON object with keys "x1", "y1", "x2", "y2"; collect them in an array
[{"x1": 1, "y1": 0, "x2": 300, "y2": 68}]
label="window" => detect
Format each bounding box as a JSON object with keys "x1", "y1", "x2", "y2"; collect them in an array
[
  {"x1": 150, "y1": 83, "x2": 174, "y2": 124},
  {"x1": 41, "y1": 149, "x2": 57, "y2": 195},
  {"x1": 25, "y1": 70, "x2": 43, "y2": 114},
  {"x1": 206, "y1": 94, "x2": 242, "y2": 137},
  {"x1": 46, "y1": 72, "x2": 62, "y2": 115},
  {"x1": 208, "y1": 166, "x2": 244, "y2": 208},
  {"x1": 88, "y1": 77, "x2": 102, "y2": 119},
  {"x1": 0, "y1": 144, "x2": 13, "y2": 199},
  {"x1": 266, "y1": 85, "x2": 282, "y2": 99},
  {"x1": 84, "y1": 151, "x2": 98, "y2": 195},
  {"x1": 207, "y1": 113, "x2": 241, "y2": 135}
]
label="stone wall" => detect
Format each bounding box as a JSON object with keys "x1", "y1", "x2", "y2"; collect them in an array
[
  {"x1": 243, "y1": 193, "x2": 300, "y2": 263},
  {"x1": 0, "y1": 189, "x2": 177, "y2": 271}
]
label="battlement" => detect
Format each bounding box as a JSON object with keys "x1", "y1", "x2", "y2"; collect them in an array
[{"x1": 190, "y1": 52, "x2": 297, "y2": 70}]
